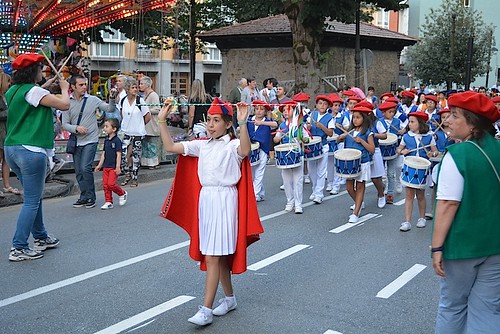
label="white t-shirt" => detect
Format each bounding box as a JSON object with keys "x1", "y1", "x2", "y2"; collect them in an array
[
  {"x1": 120, "y1": 97, "x2": 150, "y2": 136},
  {"x1": 374, "y1": 119, "x2": 387, "y2": 134},
  {"x1": 400, "y1": 131, "x2": 436, "y2": 147},
  {"x1": 316, "y1": 112, "x2": 335, "y2": 129},
  {"x1": 436, "y1": 153, "x2": 464, "y2": 201}
]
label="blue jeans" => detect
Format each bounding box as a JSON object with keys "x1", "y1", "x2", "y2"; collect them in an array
[
  {"x1": 73, "y1": 142, "x2": 98, "y2": 202},
  {"x1": 436, "y1": 254, "x2": 500, "y2": 334},
  {"x1": 4, "y1": 146, "x2": 49, "y2": 249}
]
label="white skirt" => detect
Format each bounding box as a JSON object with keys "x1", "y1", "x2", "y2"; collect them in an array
[
  {"x1": 354, "y1": 161, "x2": 371, "y2": 182},
  {"x1": 198, "y1": 185, "x2": 238, "y2": 256},
  {"x1": 370, "y1": 147, "x2": 385, "y2": 178}
]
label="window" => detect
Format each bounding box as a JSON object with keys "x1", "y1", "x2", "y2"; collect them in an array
[
  {"x1": 376, "y1": 9, "x2": 389, "y2": 29},
  {"x1": 171, "y1": 72, "x2": 189, "y2": 96},
  {"x1": 89, "y1": 42, "x2": 124, "y2": 58},
  {"x1": 203, "y1": 43, "x2": 222, "y2": 62},
  {"x1": 463, "y1": 0, "x2": 470, "y2": 7},
  {"x1": 101, "y1": 28, "x2": 128, "y2": 42}
]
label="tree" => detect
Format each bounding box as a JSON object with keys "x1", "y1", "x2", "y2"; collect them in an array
[
  {"x1": 405, "y1": 0, "x2": 494, "y2": 90},
  {"x1": 97, "y1": 0, "x2": 405, "y2": 95}
]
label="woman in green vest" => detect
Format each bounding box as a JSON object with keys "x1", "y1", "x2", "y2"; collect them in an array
[
  {"x1": 3, "y1": 53, "x2": 69, "y2": 262},
  {"x1": 431, "y1": 91, "x2": 500, "y2": 333}
]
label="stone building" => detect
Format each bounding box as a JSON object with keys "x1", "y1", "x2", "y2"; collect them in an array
[{"x1": 199, "y1": 14, "x2": 417, "y2": 99}]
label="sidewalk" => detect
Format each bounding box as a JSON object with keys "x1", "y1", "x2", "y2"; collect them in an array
[{"x1": 0, "y1": 162, "x2": 178, "y2": 208}]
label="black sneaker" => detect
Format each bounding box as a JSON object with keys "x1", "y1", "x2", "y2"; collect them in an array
[
  {"x1": 85, "y1": 199, "x2": 96, "y2": 209},
  {"x1": 34, "y1": 235, "x2": 60, "y2": 251},
  {"x1": 73, "y1": 199, "x2": 86, "y2": 208},
  {"x1": 9, "y1": 248, "x2": 43, "y2": 261}
]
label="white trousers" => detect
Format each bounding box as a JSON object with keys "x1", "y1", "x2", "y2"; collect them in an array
[
  {"x1": 251, "y1": 149, "x2": 268, "y2": 198},
  {"x1": 281, "y1": 165, "x2": 304, "y2": 208},
  {"x1": 307, "y1": 145, "x2": 329, "y2": 198}
]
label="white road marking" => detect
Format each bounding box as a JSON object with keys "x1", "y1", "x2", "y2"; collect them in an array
[
  {"x1": 0, "y1": 241, "x2": 190, "y2": 308},
  {"x1": 394, "y1": 199, "x2": 405, "y2": 206},
  {"x1": 126, "y1": 319, "x2": 155, "y2": 332},
  {"x1": 248, "y1": 244, "x2": 310, "y2": 271},
  {"x1": 376, "y1": 264, "x2": 427, "y2": 299},
  {"x1": 329, "y1": 214, "x2": 381, "y2": 233},
  {"x1": 324, "y1": 330, "x2": 343, "y2": 334},
  {"x1": 94, "y1": 295, "x2": 195, "y2": 334}
]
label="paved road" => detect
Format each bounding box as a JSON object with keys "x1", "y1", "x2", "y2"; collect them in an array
[{"x1": 0, "y1": 165, "x2": 439, "y2": 334}]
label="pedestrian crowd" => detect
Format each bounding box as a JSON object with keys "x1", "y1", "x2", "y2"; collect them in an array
[{"x1": 1, "y1": 56, "x2": 499, "y2": 333}]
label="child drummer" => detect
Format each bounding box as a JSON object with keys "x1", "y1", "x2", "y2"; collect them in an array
[
  {"x1": 306, "y1": 95, "x2": 335, "y2": 204},
  {"x1": 274, "y1": 100, "x2": 310, "y2": 214},
  {"x1": 247, "y1": 100, "x2": 278, "y2": 202}
]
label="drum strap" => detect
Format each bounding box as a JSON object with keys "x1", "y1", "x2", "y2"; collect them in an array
[{"x1": 464, "y1": 141, "x2": 500, "y2": 184}]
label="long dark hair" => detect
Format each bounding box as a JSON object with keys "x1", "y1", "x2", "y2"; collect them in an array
[
  {"x1": 406, "y1": 115, "x2": 430, "y2": 134},
  {"x1": 12, "y1": 63, "x2": 40, "y2": 85},
  {"x1": 349, "y1": 111, "x2": 371, "y2": 135},
  {"x1": 221, "y1": 113, "x2": 237, "y2": 139},
  {"x1": 461, "y1": 108, "x2": 496, "y2": 141}
]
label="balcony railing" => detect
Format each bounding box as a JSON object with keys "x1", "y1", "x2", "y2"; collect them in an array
[{"x1": 136, "y1": 47, "x2": 160, "y2": 62}]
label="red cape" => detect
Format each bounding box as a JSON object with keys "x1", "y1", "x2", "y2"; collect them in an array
[{"x1": 160, "y1": 155, "x2": 263, "y2": 274}]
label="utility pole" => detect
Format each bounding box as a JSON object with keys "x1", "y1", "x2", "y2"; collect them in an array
[
  {"x1": 354, "y1": 1, "x2": 361, "y2": 88},
  {"x1": 465, "y1": 35, "x2": 474, "y2": 91},
  {"x1": 189, "y1": 0, "x2": 196, "y2": 85},
  {"x1": 485, "y1": 28, "x2": 493, "y2": 88},
  {"x1": 448, "y1": 14, "x2": 456, "y2": 90}
]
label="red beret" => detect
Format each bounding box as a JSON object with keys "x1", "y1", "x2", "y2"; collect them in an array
[
  {"x1": 425, "y1": 94, "x2": 438, "y2": 103},
  {"x1": 401, "y1": 91, "x2": 416, "y2": 99},
  {"x1": 315, "y1": 94, "x2": 333, "y2": 107},
  {"x1": 208, "y1": 97, "x2": 233, "y2": 117},
  {"x1": 448, "y1": 91, "x2": 500, "y2": 122},
  {"x1": 252, "y1": 99, "x2": 271, "y2": 111},
  {"x1": 327, "y1": 93, "x2": 343, "y2": 104},
  {"x1": 347, "y1": 96, "x2": 362, "y2": 103},
  {"x1": 437, "y1": 108, "x2": 450, "y2": 115},
  {"x1": 355, "y1": 100, "x2": 374, "y2": 110},
  {"x1": 342, "y1": 90, "x2": 355, "y2": 97},
  {"x1": 292, "y1": 92, "x2": 310, "y2": 102},
  {"x1": 410, "y1": 88, "x2": 419, "y2": 95},
  {"x1": 12, "y1": 53, "x2": 45, "y2": 70},
  {"x1": 379, "y1": 92, "x2": 394, "y2": 101},
  {"x1": 408, "y1": 111, "x2": 429, "y2": 122},
  {"x1": 378, "y1": 101, "x2": 398, "y2": 111},
  {"x1": 351, "y1": 106, "x2": 373, "y2": 114},
  {"x1": 492, "y1": 96, "x2": 500, "y2": 103},
  {"x1": 279, "y1": 100, "x2": 297, "y2": 112},
  {"x1": 386, "y1": 96, "x2": 400, "y2": 104}
]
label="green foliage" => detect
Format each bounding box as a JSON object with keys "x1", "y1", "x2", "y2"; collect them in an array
[{"x1": 406, "y1": 0, "x2": 494, "y2": 86}]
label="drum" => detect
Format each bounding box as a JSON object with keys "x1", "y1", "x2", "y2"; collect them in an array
[
  {"x1": 249, "y1": 142, "x2": 261, "y2": 166},
  {"x1": 275, "y1": 143, "x2": 302, "y2": 169},
  {"x1": 303, "y1": 136, "x2": 323, "y2": 161},
  {"x1": 379, "y1": 133, "x2": 398, "y2": 160},
  {"x1": 400, "y1": 156, "x2": 431, "y2": 189},
  {"x1": 333, "y1": 149, "x2": 362, "y2": 179},
  {"x1": 327, "y1": 134, "x2": 338, "y2": 156}
]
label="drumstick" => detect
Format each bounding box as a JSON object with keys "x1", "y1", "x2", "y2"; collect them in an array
[
  {"x1": 431, "y1": 119, "x2": 445, "y2": 133},
  {"x1": 406, "y1": 144, "x2": 433, "y2": 154},
  {"x1": 390, "y1": 124, "x2": 402, "y2": 133},
  {"x1": 42, "y1": 53, "x2": 62, "y2": 79},
  {"x1": 335, "y1": 123, "x2": 355, "y2": 138},
  {"x1": 55, "y1": 51, "x2": 74, "y2": 77}
]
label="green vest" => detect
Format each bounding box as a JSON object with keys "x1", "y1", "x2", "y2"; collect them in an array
[
  {"x1": 436, "y1": 135, "x2": 500, "y2": 260},
  {"x1": 4, "y1": 84, "x2": 54, "y2": 149}
]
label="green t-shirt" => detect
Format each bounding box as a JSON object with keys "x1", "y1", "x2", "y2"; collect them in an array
[{"x1": 4, "y1": 84, "x2": 54, "y2": 149}]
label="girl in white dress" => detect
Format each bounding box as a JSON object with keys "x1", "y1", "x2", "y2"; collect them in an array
[{"x1": 159, "y1": 98, "x2": 252, "y2": 326}]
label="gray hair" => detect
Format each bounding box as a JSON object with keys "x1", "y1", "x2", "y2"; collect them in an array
[
  {"x1": 125, "y1": 77, "x2": 138, "y2": 90},
  {"x1": 239, "y1": 78, "x2": 247, "y2": 85},
  {"x1": 140, "y1": 76, "x2": 152, "y2": 88}
]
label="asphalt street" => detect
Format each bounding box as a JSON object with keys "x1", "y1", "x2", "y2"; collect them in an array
[{"x1": 0, "y1": 164, "x2": 439, "y2": 334}]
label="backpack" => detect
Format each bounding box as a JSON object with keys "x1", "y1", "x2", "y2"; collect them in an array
[{"x1": 120, "y1": 95, "x2": 150, "y2": 124}]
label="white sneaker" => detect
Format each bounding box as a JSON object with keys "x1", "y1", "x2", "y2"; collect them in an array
[
  {"x1": 330, "y1": 188, "x2": 339, "y2": 195},
  {"x1": 396, "y1": 183, "x2": 403, "y2": 194},
  {"x1": 284, "y1": 203, "x2": 294, "y2": 212},
  {"x1": 304, "y1": 176, "x2": 311, "y2": 184},
  {"x1": 212, "y1": 296, "x2": 237, "y2": 316},
  {"x1": 348, "y1": 214, "x2": 359, "y2": 223},
  {"x1": 313, "y1": 196, "x2": 322, "y2": 204},
  {"x1": 325, "y1": 184, "x2": 333, "y2": 192},
  {"x1": 400, "y1": 222, "x2": 411, "y2": 232},
  {"x1": 309, "y1": 194, "x2": 315, "y2": 201},
  {"x1": 416, "y1": 218, "x2": 427, "y2": 228},
  {"x1": 295, "y1": 206, "x2": 303, "y2": 214},
  {"x1": 119, "y1": 191, "x2": 127, "y2": 206},
  {"x1": 100, "y1": 202, "x2": 114, "y2": 210},
  {"x1": 256, "y1": 195, "x2": 264, "y2": 202},
  {"x1": 377, "y1": 196, "x2": 386, "y2": 208},
  {"x1": 350, "y1": 202, "x2": 365, "y2": 210},
  {"x1": 188, "y1": 306, "x2": 213, "y2": 326},
  {"x1": 279, "y1": 184, "x2": 285, "y2": 190}
]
